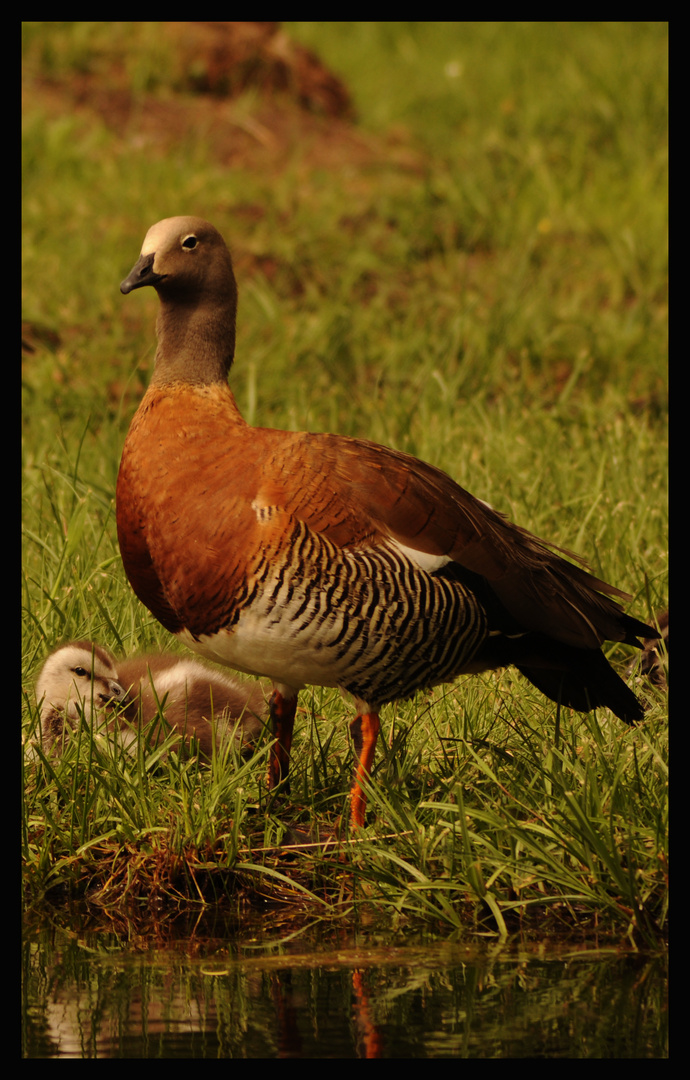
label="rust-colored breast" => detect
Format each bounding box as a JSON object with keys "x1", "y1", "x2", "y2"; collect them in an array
[{"x1": 117, "y1": 383, "x2": 257, "y2": 635}]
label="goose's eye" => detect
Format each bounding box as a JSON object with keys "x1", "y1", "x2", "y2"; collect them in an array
[
  {"x1": 182, "y1": 235, "x2": 198, "y2": 250},
  {"x1": 73, "y1": 667, "x2": 89, "y2": 678}
]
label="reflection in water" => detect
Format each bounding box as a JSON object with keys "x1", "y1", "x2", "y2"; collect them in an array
[
  {"x1": 22, "y1": 908, "x2": 667, "y2": 1058},
  {"x1": 352, "y1": 970, "x2": 384, "y2": 1058}
]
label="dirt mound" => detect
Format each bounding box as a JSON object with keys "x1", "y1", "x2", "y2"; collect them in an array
[{"x1": 24, "y1": 22, "x2": 422, "y2": 173}]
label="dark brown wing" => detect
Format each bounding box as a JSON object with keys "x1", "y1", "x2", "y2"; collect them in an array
[{"x1": 267, "y1": 431, "x2": 655, "y2": 650}]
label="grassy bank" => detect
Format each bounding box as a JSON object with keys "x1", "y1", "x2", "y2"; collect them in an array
[{"x1": 22, "y1": 22, "x2": 668, "y2": 943}]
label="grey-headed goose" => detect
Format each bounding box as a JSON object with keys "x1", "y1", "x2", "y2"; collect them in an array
[
  {"x1": 117, "y1": 216, "x2": 659, "y2": 828},
  {"x1": 34, "y1": 641, "x2": 265, "y2": 756}
]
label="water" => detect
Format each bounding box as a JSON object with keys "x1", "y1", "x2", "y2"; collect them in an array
[{"x1": 23, "y1": 906, "x2": 667, "y2": 1058}]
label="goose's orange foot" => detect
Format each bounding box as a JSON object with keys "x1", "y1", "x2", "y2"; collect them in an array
[{"x1": 349, "y1": 712, "x2": 380, "y2": 829}]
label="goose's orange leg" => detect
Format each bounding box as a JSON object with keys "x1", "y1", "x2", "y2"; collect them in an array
[
  {"x1": 349, "y1": 712, "x2": 380, "y2": 829},
  {"x1": 268, "y1": 689, "x2": 298, "y2": 793}
]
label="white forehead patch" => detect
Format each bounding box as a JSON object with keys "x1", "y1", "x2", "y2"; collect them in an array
[{"x1": 141, "y1": 218, "x2": 179, "y2": 257}]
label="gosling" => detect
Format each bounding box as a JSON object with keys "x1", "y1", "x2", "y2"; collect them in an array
[{"x1": 34, "y1": 640, "x2": 266, "y2": 755}]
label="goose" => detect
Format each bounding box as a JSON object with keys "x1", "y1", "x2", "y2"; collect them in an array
[
  {"x1": 34, "y1": 640, "x2": 265, "y2": 756},
  {"x1": 117, "y1": 215, "x2": 658, "y2": 828}
]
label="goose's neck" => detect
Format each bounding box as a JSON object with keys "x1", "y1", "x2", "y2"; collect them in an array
[{"x1": 151, "y1": 296, "x2": 236, "y2": 388}]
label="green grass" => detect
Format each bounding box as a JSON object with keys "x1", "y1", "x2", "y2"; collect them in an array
[{"x1": 22, "y1": 22, "x2": 667, "y2": 943}]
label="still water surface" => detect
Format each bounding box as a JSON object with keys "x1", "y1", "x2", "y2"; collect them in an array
[{"x1": 23, "y1": 908, "x2": 667, "y2": 1058}]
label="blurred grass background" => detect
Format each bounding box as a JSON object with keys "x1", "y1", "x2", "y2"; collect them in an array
[{"x1": 22, "y1": 22, "x2": 667, "y2": 936}]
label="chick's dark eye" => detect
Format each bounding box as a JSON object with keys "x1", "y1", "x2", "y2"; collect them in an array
[
  {"x1": 73, "y1": 667, "x2": 89, "y2": 677},
  {"x1": 182, "y1": 235, "x2": 198, "y2": 250}
]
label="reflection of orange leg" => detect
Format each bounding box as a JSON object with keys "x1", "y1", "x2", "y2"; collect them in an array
[
  {"x1": 349, "y1": 712, "x2": 380, "y2": 829},
  {"x1": 268, "y1": 689, "x2": 298, "y2": 794},
  {"x1": 352, "y1": 970, "x2": 383, "y2": 1058}
]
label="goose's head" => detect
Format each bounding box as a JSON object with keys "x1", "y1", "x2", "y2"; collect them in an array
[
  {"x1": 120, "y1": 216, "x2": 237, "y2": 383},
  {"x1": 36, "y1": 642, "x2": 126, "y2": 735}
]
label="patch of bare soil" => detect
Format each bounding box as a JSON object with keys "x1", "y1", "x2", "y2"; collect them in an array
[{"x1": 24, "y1": 21, "x2": 423, "y2": 175}]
